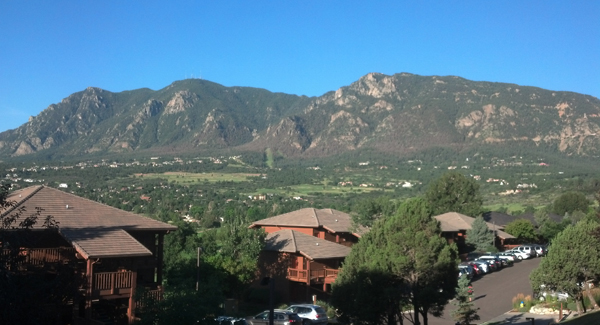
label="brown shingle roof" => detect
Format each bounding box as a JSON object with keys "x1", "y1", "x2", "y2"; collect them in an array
[
  {"x1": 265, "y1": 229, "x2": 351, "y2": 260},
  {"x1": 251, "y1": 208, "x2": 366, "y2": 236},
  {"x1": 434, "y1": 212, "x2": 515, "y2": 239},
  {"x1": 60, "y1": 228, "x2": 152, "y2": 259},
  {"x1": 2, "y1": 186, "x2": 177, "y2": 258}
]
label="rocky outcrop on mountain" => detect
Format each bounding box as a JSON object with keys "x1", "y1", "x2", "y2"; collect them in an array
[{"x1": 1, "y1": 73, "x2": 599, "y2": 160}]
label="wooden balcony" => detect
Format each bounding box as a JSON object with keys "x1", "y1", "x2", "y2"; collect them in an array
[
  {"x1": 1, "y1": 247, "x2": 75, "y2": 268},
  {"x1": 288, "y1": 268, "x2": 308, "y2": 282},
  {"x1": 93, "y1": 271, "x2": 136, "y2": 298},
  {"x1": 287, "y1": 268, "x2": 340, "y2": 284}
]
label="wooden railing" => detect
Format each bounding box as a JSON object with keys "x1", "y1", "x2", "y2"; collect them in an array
[
  {"x1": 287, "y1": 268, "x2": 340, "y2": 283},
  {"x1": 25, "y1": 247, "x2": 75, "y2": 265},
  {"x1": 288, "y1": 268, "x2": 308, "y2": 282},
  {"x1": 1, "y1": 247, "x2": 75, "y2": 266},
  {"x1": 93, "y1": 271, "x2": 135, "y2": 297}
]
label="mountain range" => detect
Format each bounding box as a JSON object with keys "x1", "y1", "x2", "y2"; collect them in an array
[{"x1": 1, "y1": 72, "x2": 599, "y2": 161}]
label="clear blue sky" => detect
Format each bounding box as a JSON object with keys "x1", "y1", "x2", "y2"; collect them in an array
[{"x1": 1, "y1": 1, "x2": 598, "y2": 132}]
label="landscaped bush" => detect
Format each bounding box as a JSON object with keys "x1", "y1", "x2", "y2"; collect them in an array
[
  {"x1": 512, "y1": 293, "x2": 534, "y2": 311},
  {"x1": 315, "y1": 300, "x2": 337, "y2": 319}
]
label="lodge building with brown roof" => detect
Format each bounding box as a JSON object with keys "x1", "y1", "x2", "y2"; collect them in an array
[
  {"x1": 1, "y1": 185, "x2": 176, "y2": 324},
  {"x1": 249, "y1": 208, "x2": 362, "y2": 302}
]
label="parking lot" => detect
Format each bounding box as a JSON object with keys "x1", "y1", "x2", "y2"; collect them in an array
[{"x1": 428, "y1": 256, "x2": 558, "y2": 325}]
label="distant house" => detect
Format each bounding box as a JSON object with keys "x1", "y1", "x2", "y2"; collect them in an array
[
  {"x1": 249, "y1": 208, "x2": 364, "y2": 301},
  {"x1": 482, "y1": 211, "x2": 519, "y2": 228},
  {"x1": 1, "y1": 186, "x2": 177, "y2": 324},
  {"x1": 58, "y1": 183, "x2": 68, "y2": 188},
  {"x1": 434, "y1": 212, "x2": 515, "y2": 255}
]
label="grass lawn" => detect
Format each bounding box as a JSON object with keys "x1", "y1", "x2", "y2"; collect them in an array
[
  {"x1": 251, "y1": 184, "x2": 391, "y2": 197},
  {"x1": 133, "y1": 172, "x2": 260, "y2": 183},
  {"x1": 265, "y1": 148, "x2": 274, "y2": 169}
]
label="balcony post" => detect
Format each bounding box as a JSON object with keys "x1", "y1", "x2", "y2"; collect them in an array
[
  {"x1": 157, "y1": 233, "x2": 164, "y2": 284},
  {"x1": 127, "y1": 271, "x2": 137, "y2": 324},
  {"x1": 85, "y1": 259, "x2": 93, "y2": 321}
]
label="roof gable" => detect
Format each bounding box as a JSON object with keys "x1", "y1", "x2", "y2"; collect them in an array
[
  {"x1": 251, "y1": 208, "x2": 364, "y2": 235},
  {"x1": 2, "y1": 186, "x2": 177, "y2": 258},
  {"x1": 3, "y1": 186, "x2": 177, "y2": 231},
  {"x1": 265, "y1": 229, "x2": 351, "y2": 260}
]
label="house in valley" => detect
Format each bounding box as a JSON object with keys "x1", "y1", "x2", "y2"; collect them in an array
[
  {"x1": 0, "y1": 185, "x2": 177, "y2": 324},
  {"x1": 249, "y1": 208, "x2": 363, "y2": 301},
  {"x1": 434, "y1": 212, "x2": 515, "y2": 254}
]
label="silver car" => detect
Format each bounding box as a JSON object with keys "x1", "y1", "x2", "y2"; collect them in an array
[
  {"x1": 285, "y1": 304, "x2": 328, "y2": 325},
  {"x1": 246, "y1": 310, "x2": 302, "y2": 325}
]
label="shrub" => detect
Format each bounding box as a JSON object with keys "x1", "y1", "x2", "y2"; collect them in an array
[
  {"x1": 315, "y1": 300, "x2": 337, "y2": 320},
  {"x1": 512, "y1": 293, "x2": 534, "y2": 311}
]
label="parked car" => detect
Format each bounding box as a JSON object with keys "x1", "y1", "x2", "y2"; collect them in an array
[
  {"x1": 458, "y1": 263, "x2": 476, "y2": 278},
  {"x1": 474, "y1": 259, "x2": 496, "y2": 272},
  {"x1": 478, "y1": 256, "x2": 504, "y2": 269},
  {"x1": 536, "y1": 285, "x2": 569, "y2": 301},
  {"x1": 498, "y1": 252, "x2": 520, "y2": 262},
  {"x1": 466, "y1": 252, "x2": 482, "y2": 261},
  {"x1": 506, "y1": 248, "x2": 530, "y2": 260},
  {"x1": 516, "y1": 245, "x2": 538, "y2": 257},
  {"x1": 466, "y1": 261, "x2": 482, "y2": 275},
  {"x1": 216, "y1": 316, "x2": 246, "y2": 325},
  {"x1": 533, "y1": 244, "x2": 547, "y2": 256},
  {"x1": 285, "y1": 304, "x2": 328, "y2": 325},
  {"x1": 247, "y1": 310, "x2": 302, "y2": 325},
  {"x1": 470, "y1": 260, "x2": 490, "y2": 274},
  {"x1": 488, "y1": 253, "x2": 514, "y2": 265}
]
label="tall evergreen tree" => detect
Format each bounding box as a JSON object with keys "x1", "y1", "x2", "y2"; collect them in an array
[
  {"x1": 504, "y1": 219, "x2": 537, "y2": 243},
  {"x1": 466, "y1": 216, "x2": 494, "y2": 251},
  {"x1": 552, "y1": 191, "x2": 590, "y2": 216},
  {"x1": 451, "y1": 276, "x2": 479, "y2": 325},
  {"x1": 332, "y1": 198, "x2": 459, "y2": 325},
  {"x1": 530, "y1": 220, "x2": 600, "y2": 314},
  {"x1": 425, "y1": 172, "x2": 482, "y2": 217}
]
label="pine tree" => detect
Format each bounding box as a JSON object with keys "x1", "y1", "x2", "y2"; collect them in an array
[
  {"x1": 451, "y1": 275, "x2": 480, "y2": 325},
  {"x1": 466, "y1": 216, "x2": 495, "y2": 251}
]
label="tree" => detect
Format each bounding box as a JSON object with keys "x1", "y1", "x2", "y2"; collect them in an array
[
  {"x1": 425, "y1": 172, "x2": 482, "y2": 217},
  {"x1": 534, "y1": 208, "x2": 569, "y2": 243},
  {"x1": 451, "y1": 276, "x2": 479, "y2": 325},
  {"x1": 552, "y1": 191, "x2": 590, "y2": 216},
  {"x1": 504, "y1": 219, "x2": 537, "y2": 243},
  {"x1": 466, "y1": 216, "x2": 494, "y2": 251},
  {"x1": 201, "y1": 214, "x2": 266, "y2": 298},
  {"x1": 530, "y1": 220, "x2": 600, "y2": 314},
  {"x1": 332, "y1": 198, "x2": 459, "y2": 325},
  {"x1": 351, "y1": 196, "x2": 396, "y2": 228}
]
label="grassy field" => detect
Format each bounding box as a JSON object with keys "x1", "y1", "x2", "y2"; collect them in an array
[
  {"x1": 133, "y1": 172, "x2": 260, "y2": 183},
  {"x1": 251, "y1": 184, "x2": 393, "y2": 197},
  {"x1": 265, "y1": 148, "x2": 274, "y2": 169}
]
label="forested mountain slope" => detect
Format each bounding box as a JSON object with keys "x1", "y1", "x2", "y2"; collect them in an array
[{"x1": 1, "y1": 73, "x2": 599, "y2": 160}]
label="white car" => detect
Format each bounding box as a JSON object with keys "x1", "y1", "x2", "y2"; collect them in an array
[
  {"x1": 516, "y1": 245, "x2": 537, "y2": 257},
  {"x1": 285, "y1": 304, "x2": 328, "y2": 325},
  {"x1": 537, "y1": 285, "x2": 569, "y2": 301},
  {"x1": 507, "y1": 248, "x2": 530, "y2": 260}
]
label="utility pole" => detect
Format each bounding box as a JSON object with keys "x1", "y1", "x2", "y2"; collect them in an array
[{"x1": 196, "y1": 247, "x2": 202, "y2": 291}]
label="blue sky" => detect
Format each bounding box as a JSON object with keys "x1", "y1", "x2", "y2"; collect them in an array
[{"x1": 1, "y1": 1, "x2": 598, "y2": 132}]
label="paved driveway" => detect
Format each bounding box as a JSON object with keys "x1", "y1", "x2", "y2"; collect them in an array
[{"x1": 426, "y1": 257, "x2": 557, "y2": 325}]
